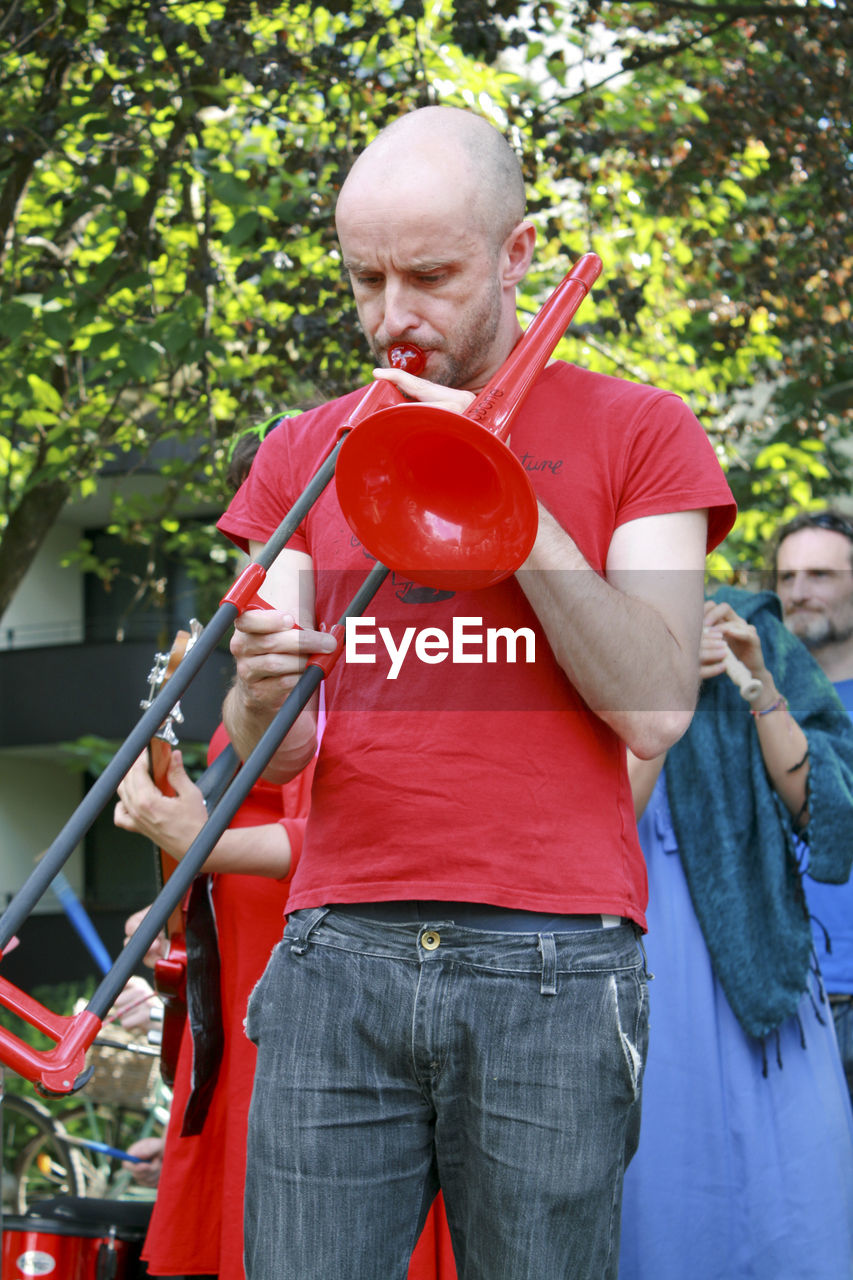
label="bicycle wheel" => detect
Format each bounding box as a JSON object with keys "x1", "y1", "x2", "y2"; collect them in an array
[{"x1": 1, "y1": 1092, "x2": 87, "y2": 1212}]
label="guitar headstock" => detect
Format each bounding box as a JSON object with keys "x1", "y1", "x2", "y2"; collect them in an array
[{"x1": 141, "y1": 620, "x2": 202, "y2": 747}]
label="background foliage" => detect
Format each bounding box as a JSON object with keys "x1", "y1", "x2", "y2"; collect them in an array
[{"x1": 1, "y1": 0, "x2": 849, "y2": 623}]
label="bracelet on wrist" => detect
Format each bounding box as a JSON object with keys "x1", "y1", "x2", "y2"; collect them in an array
[{"x1": 750, "y1": 694, "x2": 788, "y2": 718}]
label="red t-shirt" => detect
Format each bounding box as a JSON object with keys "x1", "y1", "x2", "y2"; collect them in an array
[{"x1": 219, "y1": 361, "x2": 735, "y2": 928}]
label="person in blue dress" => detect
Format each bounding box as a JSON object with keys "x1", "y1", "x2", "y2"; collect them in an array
[
  {"x1": 774, "y1": 508, "x2": 853, "y2": 1100},
  {"x1": 619, "y1": 585, "x2": 853, "y2": 1280}
]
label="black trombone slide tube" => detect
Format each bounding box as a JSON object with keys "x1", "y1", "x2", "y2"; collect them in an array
[
  {"x1": 83, "y1": 561, "x2": 389, "y2": 1023},
  {"x1": 197, "y1": 743, "x2": 242, "y2": 810},
  {"x1": 0, "y1": 443, "x2": 343, "y2": 952}
]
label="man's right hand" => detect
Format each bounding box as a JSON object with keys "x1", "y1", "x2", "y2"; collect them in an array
[{"x1": 223, "y1": 546, "x2": 328, "y2": 781}]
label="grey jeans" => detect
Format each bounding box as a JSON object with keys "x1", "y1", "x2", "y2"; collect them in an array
[{"x1": 244, "y1": 906, "x2": 649, "y2": 1280}]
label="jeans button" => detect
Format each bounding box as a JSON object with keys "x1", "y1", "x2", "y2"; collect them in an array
[{"x1": 421, "y1": 930, "x2": 441, "y2": 950}]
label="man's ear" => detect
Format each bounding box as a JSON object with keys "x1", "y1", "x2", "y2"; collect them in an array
[{"x1": 500, "y1": 220, "x2": 536, "y2": 286}]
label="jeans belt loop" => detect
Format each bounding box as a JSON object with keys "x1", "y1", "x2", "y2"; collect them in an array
[
  {"x1": 289, "y1": 906, "x2": 330, "y2": 955},
  {"x1": 538, "y1": 931, "x2": 558, "y2": 996}
]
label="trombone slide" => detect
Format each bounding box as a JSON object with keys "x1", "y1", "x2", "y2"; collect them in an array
[{"x1": 0, "y1": 257, "x2": 603, "y2": 1093}]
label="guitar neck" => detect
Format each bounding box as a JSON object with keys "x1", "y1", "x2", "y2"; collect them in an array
[{"x1": 149, "y1": 736, "x2": 184, "y2": 939}]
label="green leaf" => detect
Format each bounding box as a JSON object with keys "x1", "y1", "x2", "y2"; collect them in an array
[
  {"x1": 225, "y1": 211, "x2": 262, "y2": 246},
  {"x1": 43, "y1": 311, "x2": 72, "y2": 344},
  {"x1": 125, "y1": 342, "x2": 164, "y2": 380},
  {"x1": 210, "y1": 171, "x2": 253, "y2": 207},
  {"x1": 26, "y1": 374, "x2": 64, "y2": 413},
  {"x1": 0, "y1": 303, "x2": 34, "y2": 338},
  {"x1": 85, "y1": 329, "x2": 121, "y2": 357}
]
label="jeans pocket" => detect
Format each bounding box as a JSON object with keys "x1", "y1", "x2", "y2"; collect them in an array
[
  {"x1": 614, "y1": 967, "x2": 649, "y2": 1099},
  {"x1": 244, "y1": 943, "x2": 282, "y2": 1045}
]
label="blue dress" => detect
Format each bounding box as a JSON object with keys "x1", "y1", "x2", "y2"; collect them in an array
[
  {"x1": 805, "y1": 677, "x2": 853, "y2": 999},
  {"x1": 618, "y1": 775, "x2": 853, "y2": 1280}
]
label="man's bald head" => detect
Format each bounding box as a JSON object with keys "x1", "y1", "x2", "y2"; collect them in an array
[{"x1": 336, "y1": 107, "x2": 526, "y2": 253}]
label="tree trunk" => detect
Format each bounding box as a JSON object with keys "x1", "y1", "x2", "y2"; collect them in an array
[{"x1": 0, "y1": 479, "x2": 71, "y2": 620}]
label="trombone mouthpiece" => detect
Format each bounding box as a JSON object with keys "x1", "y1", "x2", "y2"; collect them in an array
[{"x1": 388, "y1": 343, "x2": 426, "y2": 376}]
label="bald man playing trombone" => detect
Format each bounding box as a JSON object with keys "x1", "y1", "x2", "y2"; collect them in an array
[{"x1": 218, "y1": 106, "x2": 735, "y2": 1280}]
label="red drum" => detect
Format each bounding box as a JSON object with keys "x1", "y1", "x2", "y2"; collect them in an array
[{"x1": 2, "y1": 1200, "x2": 149, "y2": 1279}]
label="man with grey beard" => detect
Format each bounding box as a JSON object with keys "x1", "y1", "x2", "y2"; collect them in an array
[{"x1": 775, "y1": 508, "x2": 853, "y2": 1098}]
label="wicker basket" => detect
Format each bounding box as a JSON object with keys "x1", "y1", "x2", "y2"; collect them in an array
[{"x1": 75, "y1": 1005, "x2": 162, "y2": 1110}]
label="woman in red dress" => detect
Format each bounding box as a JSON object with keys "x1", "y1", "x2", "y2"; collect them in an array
[{"x1": 116, "y1": 729, "x2": 455, "y2": 1279}]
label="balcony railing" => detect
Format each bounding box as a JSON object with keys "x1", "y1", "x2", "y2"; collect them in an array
[{"x1": 1, "y1": 620, "x2": 86, "y2": 651}]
